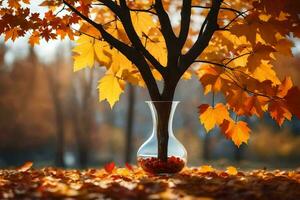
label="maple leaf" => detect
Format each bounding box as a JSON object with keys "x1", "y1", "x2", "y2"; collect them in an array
[
  {"x1": 199, "y1": 103, "x2": 230, "y2": 132},
  {"x1": 8, "y1": 0, "x2": 21, "y2": 9},
  {"x1": 131, "y1": 12, "x2": 156, "y2": 36},
  {"x1": 243, "y1": 95, "x2": 268, "y2": 117},
  {"x1": 277, "y1": 77, "x2": 293, "y2": 98},
  {"x1": 4, "y1": 27, "x2": 20, "y2": 41},
  {"x1": 40, "y1": 28, "x2": 56, "y2": 41},
  {"x1": 98, "y1": 73, "x2": 125, "y2": 108},
  {"x1": 22, "y1": 0, "x2": 30, "y2": 4},
  {"x1": 28, "y1": 31, "x2": 40, "y2": 46},
  {"x1": 225, "y1": 89, "x2": 250, "y2": 116},
  {"x1": 284, "y1": 87, "x2": 300, "y2": 119},
  {"x1": 145, "y1": 28, "x2": 167, "y2": 66},
  {"x1": 108, "y1": 49, "x2": 133, "y2": 76},
  {"x1": 104, "y1": 162, "x2": 115, "y2": 173},
  {"x1": 268, "y1": 100, "x2": 292, "y2": 126},
  {"x1": 73, "y1": 35, "x2": 96, "y2": 71},
  {"x1": 252, "y1": 61, "x2": 280, "y2": 85},
  {"x1": 221, "y1": 120, "x2": 250, "y2": 147},
  {"x1": 198, "y1": 65, "x2": 230, "y2": 94},
  {"x1": 274, "y1": 39, "x2": 294, "y2": 57},
  {"x1": 226, "y1": 166, "x2": 238, "y2": 175},
  {"x1": 247, "y1": 43, "x2": 276, "y2": 72},
  {"x1": 199, "y1": 165, "x2": 215, "y2": 173},
  {"x1": 17, "y1": 161, "x2": 33, "y2": 172},
  {"x1": 125, "y1": 163, "x2": 134, "y2": 171},
  {"x1": 229, "y1": 14, "x2": 260, "y2": 45},
  {"x1": 73, "y1": 35, "x2": 110, "y2": 71}
]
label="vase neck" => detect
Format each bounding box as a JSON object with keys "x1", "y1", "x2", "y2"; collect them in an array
[{"x1": 146, "y1": 101, "x2": 179, "y2": 137}]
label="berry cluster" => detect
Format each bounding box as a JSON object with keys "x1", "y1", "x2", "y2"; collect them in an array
[{"x1": 138, "y1": 156, "x2": 185, "y2": 174}]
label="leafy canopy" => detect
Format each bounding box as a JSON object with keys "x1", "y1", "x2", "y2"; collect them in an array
[{"x1": 1, "y1": 0, "x2": 300, "y2": 146}]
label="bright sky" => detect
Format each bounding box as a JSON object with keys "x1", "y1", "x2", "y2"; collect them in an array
[{"x1": 1, "y1": 0, "x2": 71, "y2": 65}]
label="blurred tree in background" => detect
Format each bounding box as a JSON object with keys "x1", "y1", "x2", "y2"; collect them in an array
[
  {"x1": 0, "y1": 0, "x2": 300, "y2": 168},
  {"x1": 0, "y1": 43, "x2": 300, "y2": 168}
]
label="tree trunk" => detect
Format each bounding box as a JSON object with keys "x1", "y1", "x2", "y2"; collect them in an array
[
  {"x1": 55, "y1": 116, "x2": 65, "y2": 167},
  {"x1": 125, "y1": 84, "x2": 135, "y2": 163},
  {"x1": 78, "y1": 139, "x2": 88, "y2": 168},
  {"x1": 203, "y1": 133, "x2": 210, "y2": 160},
  {"x1": 155, "y1": 102, "x2": 172, "y2": 162},
  {"x1": 153, "y1": 79, "x2": 177, "y2": 162},
  {"x1": 45, "y1": 67, "x2": 66, "y2": 168},
  {"x1": 53, "y1": 91, "x2": 65, "y2": 167}
]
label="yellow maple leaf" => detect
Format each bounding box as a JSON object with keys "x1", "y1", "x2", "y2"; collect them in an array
[
  {"x1": 199, "y1": 165, "x2": 215, "y2": 173},
  {"x1": 105, "y1": 20, "x2": 129, "y2": 43},
  {"x1": 108, "y1": 49, "x2": 132, "y2": 77},
  {"x1": 144, "y1": 28, "x2": 167, "y2": 66},
  {"x1": 199, "y1": 103, "x2": 230, "y2": 132},
  {"x1": 221, "y1": 120, "x2": 250, "y2": 147},
  {"x1": 94, "y1": 40, "x2": 111, "y2": 66},
  {"x1": 73, "y1": 35, "x2": 96, "y2": 71},
  {"x1": 73, "y1": 35, "x2": 110, "y2": 71},
  {"x1": 226, "y1": 166, "x2": 238, "y2": 175},
  {"x1": 131, "y1": 12, "x2": 156, "y2": 36},
  {"x1": 252, "y1": 61, "x2": 281, "y2": 85},
  {"x1": 98, "y1": 73, "x2": 125, "y2": 108},
  {"x1": 152, "y1": 69, "x2": 163, "y2": 81}
]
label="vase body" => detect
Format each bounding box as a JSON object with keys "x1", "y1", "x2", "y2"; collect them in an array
[{"x1": 137, "y1": 101, "x2": 187, "y2": 174}]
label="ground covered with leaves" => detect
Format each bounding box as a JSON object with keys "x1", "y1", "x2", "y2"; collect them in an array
[{"x1": 0, "y1": 162, "x2": 300, "y2": 200}]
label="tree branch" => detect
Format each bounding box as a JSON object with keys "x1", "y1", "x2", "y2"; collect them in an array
[
  {"x1": 63, "y1": 0, "x2": 161, "y2": 100},
  {"x1": 154, "y1": 0, "x2": 178, "y2": 67},
  {"x1": 220, "y1": 9, "x2": 252, "y2": 30},
  {"x1": 180, "y1": 0, "x2": 222, "y2": 73},
  {"x1": 194, "y1": 60, "x2": 234, "y2": 70},
  {"x1": 178, "y1": 0, "x2": 192, "y2": 50},
  {"x1": 225, "y1": 52, "x2": 252, "y2": 65},
  {"x1": 117, "y1": 0, "x2": 165, "y2": 75},
  {"x1": 128, "y1": 8, "x2": 156, "y2": 15},
  {"x1": 192, "y1": 5, "x2": 245, "y2": 16}
]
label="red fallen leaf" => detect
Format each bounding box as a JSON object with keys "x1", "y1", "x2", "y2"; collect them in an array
[
  {"x1": 105, "y1": 162, "x2": 115, "y2": 173},
  {"x1": 17, "y1": 161, "x2": 33, "y2": 172},
  {"x1": 125, "y1": 163, "x2": 133, "y2": 171}
]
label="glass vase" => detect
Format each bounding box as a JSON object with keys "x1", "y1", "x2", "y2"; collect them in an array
[{"x1": 137, "y1": 101, "x2": 187, "y2": 174}]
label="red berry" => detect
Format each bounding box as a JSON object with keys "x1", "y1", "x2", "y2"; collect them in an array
[{"x1": 138, "y1": 156, "x2": 185, "y2": 174}]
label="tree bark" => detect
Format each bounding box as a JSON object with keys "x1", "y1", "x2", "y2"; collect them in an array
[
  {"x1": 153, "y1": 78, "x2": 178, "y2": 162},
  {"x1": 155, "y1": 102, "x2": 172, "y2": 162}
]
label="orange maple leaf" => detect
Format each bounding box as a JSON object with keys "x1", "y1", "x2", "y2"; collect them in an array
[
  {"x1": 29, "y1": 31, "x2": 40, "y2": 46},
  {"x1": 199, "y1": 103, "x2": 230, "y2": 132},
  {"x1": 221, "y1": 120, "x2": 250, "y2": 147},
  {"x1": 268, "y1": 100, "x2": 292, "y2": 126},
  {"x1": 4, "y1": 27, "x2": 20, "y2": 42},
  {"x1": 8, "y1": 0, "x2": 21, "y2": 9}
]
